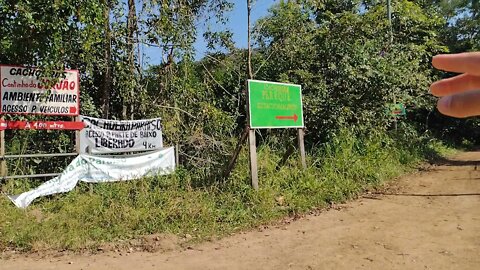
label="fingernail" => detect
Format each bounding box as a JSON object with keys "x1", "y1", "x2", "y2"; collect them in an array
[
  {"x1": 431, "y1": 55, "x2": 444, "y2": 67},
  {"x1": 429, "y1": 81, "x2": 440, "y2": 95},
  {"x1": 438, "y1": 96, "x2": 452, "y2": 111}
]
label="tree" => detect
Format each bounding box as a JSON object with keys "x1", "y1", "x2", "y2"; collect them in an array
[
  {"x1": 252, "y1": 0, "x2": 446, "y2": 141},
  {"x1": 101, "y1": 0, "x2": 113, "y2": 119}
]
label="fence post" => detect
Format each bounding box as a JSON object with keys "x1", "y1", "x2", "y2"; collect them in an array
[
  {"x1": 75, "y1": 116, "x2": 81, "y2": 154},
  {"x1": 297, "y1": 128, "x2": 307, "y2": 170},
  {"x1": 249, "y1": 128, "x2": 258, "y2": 190}
]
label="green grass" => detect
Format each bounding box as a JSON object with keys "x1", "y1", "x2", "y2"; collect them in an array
[{"x1": 0, "y1": 130, "x2": 451, "y2": 252}]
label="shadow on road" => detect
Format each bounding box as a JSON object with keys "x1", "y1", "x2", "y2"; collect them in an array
[
  {"x1": 428, "y1": 154, "x2": 480, "y2": 167},
  {"x1": 374, "y1": 193, "x2": 480, "y2": 197}
]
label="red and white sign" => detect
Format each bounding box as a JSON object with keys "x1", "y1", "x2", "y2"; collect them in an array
[
  {"x1": 0, "y1": 120, "x2": 84, "y2": 130},
  {"x1": 0, "y1": 65, "x2": 80, "y2": 116}
]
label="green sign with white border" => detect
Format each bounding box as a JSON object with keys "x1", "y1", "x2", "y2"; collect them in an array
[{"x1": 248, "y1": 80, "x2": 304, "y2": 129}]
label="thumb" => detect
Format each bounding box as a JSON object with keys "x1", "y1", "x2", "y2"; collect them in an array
[{"x1": 437, "y1": 90, "x2": 480, "y2": 118}]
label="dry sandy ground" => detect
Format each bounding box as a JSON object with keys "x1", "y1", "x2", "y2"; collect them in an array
[{"x1": 1, "y1": 151, "x2": 480, "y2": 270}]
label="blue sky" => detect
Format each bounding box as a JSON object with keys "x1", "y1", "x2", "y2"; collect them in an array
[{"x1": 142, "y1": 0, "x2": 277, "y2": 65}]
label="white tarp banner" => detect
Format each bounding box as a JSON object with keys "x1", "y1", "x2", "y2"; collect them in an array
[
  {"x1": 8, "y1": 147, "x2": 175, "y2": 208},
  {"x1": 79, "y1": 116, "x2": 163, "y2": 154}
]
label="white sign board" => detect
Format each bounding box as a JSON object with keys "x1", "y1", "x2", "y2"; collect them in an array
[
  {"x1": 0, "y1": 65, "x2": 80, "y2": 116},
  {"x1": 8, "y1": 147, "x2": 176, "y2": 208},
  {"x1": 79, "y1": 116, "x2": 163, "y2": 154}
]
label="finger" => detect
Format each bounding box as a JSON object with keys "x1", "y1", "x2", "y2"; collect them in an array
[
  {"x1": 437, "y1": 90, "x2": 480, "y2": 118},
  {"x1": 430, "y1": 74, "x2": 480, "y2": 97},
  {"x1": 432, "y1": 52, "x2": 480, "y2": 76}
]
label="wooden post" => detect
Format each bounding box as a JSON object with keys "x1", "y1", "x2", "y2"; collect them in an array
[
  {"x1": 85, "y1": 146, "x2": 94, "y2": 195},
  {"x1": 76, "y1": 116, "x2": 94, "y2": 194},
  {"x1": 75, "y1": 116, "x2": 81, "y2": 154},
  {"x1": 297, "y1": 128, "x2": 307, "y2": 170},
  {"x1": 249, "y1": 128, "x2": 258, "y2": 190},
  {"x1": 0, "y1": 116, "x2": 6, "y2": 177},
  {"x1": 175, "y1": 143, "x2": 180, "y2": 167}
]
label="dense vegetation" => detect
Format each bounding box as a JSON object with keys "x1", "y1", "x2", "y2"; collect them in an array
[{"x1": 0, "y1": 0, "x2": 478, "y2": 250}]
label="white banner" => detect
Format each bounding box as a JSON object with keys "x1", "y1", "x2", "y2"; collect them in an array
[
  {"x1": 80, "y1": 116, "x2": 163, "y2": 154},
  {"x1": 8, "y1": 147, "x2": 175, "y2": 208},
  {"x1": 0, "y1": 65, "x2": 79, "y2": 116}
]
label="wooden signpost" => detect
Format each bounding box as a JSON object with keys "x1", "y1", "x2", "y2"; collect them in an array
[
  {"x1": 247, "y1": 79, "x2": 306, "y2": 189},
  {"x1": 248, "y1": 80, "x2": 304, "y2": 129}
]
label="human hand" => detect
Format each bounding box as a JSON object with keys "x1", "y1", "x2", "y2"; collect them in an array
[{"x1": 430, "y1": 52, "x2": 480, "y2": 118}]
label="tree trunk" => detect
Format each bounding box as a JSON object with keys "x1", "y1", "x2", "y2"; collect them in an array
[
  {"x1": 101, "y1": 0, "x2": 112, "y2": 119},
  {"x1": 125, "y1": 0, "x2": 137, "y2": 119},
  {"x1": 247, "y1": 0, "x2": 253, "y2": 80},
  {"x1": 223, "y1": 0, "x2": 255, "y2": 183}
]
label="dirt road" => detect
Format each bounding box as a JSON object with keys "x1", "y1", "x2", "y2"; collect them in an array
[{"x1": 2, "y1": 151, "x2": 480, "y2": 270}]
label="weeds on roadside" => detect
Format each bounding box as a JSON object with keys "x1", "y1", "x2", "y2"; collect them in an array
[{"x1": 0, "y1": 129, "x2": 450, "y2": 251}]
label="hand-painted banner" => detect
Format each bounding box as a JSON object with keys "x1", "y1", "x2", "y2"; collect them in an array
[
  {"x1": 0, "y1": 65, "x2": 80, "y2": 116},
  {"x1": 0, "y1": 120, "x2": 84, "y2": 130},
  {"x1": 8, "y1": 147, "x2": 176, "y2": 208},
  {"x1": 79, "y1": 116, "x2": 163, "y2": 154}
]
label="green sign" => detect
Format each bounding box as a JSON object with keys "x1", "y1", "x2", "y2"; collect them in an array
[
  {"x1": 387, "y1": 103, "x2": 406, "y2": 117},
  {"x1": 248, "y1": 80, "x2": 304, "y2": 129}
]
